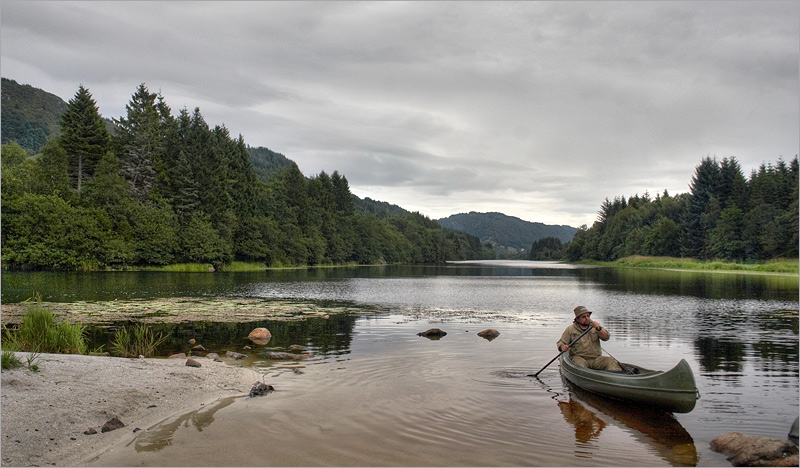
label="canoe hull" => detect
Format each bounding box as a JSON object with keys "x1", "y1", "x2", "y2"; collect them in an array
[{"x1": 559, "y1": 354, "x2": 698, "y2": 413}]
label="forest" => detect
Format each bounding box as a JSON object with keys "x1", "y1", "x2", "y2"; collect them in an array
[
  {"x1": 560, "y1": 155, "x2": 799, "y2": 262},
  {"x1": 1, "y1": 84, "x2": 493, "y2": 270}
]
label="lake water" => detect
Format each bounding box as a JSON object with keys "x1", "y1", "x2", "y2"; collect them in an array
[{"x1": 2, "y1": 261, "x2": 798, "y2": 466}]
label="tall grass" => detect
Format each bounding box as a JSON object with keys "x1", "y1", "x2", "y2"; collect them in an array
[
  {"x1": 4, "y1": 299, "x2": 87, "y2": 355},
  {"x1": 606, "y1": 256, "x2": 798, "y2": 275},
  {"x1": 111, "y1": 324, "x2": 169, "y2": 357}
]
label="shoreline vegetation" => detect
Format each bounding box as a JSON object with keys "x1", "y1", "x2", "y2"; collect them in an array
[
  {"x1": 4, "y1": 256, "x2": 795, "y2": 275},
  {"x1": 583, "y1": 255, "x2": 798, "y2": 276}
]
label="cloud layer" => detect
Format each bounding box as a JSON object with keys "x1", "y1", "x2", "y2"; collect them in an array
[{"x1": 2, "y1": 1, "x2": 798, "y2": 226}]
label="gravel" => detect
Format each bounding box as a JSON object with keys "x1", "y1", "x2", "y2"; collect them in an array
[{"x1": 1, "y1": 352, "x2": 259, "y2": 467}]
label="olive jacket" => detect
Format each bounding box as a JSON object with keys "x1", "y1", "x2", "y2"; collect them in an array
[{"x1": 556, "y1": 322, "x2": 610, "y2": 360}]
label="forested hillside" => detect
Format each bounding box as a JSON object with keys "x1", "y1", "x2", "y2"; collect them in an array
[
  {"x1": 1, "y1": 83, "x2": 493, "y2": 270},
  {"x1": 437, "y1": 212, "x2": 577, "y2": 258},
  {"x1": 1, "y1": 78, "x2": 67, "y2": 153},
  {"x1": 566, "y1": 156, "x2": 799, "y2": 262}
]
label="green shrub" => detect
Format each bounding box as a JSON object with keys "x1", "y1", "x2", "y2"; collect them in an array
[
  {"x1": 111, "y1": 324, "x2": 169, "y2": 358},
  {"x1": 11, "y1": 299, "x2": 87, "y2": 354}
]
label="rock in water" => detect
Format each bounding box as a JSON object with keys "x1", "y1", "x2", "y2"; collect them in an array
[
  {"x1": 248, "y1": 328, "x2": 272, "y2": 345},
  {"x1": 249, "y1": 382, "x2": 275, "y2": 397},
  {"x1": 711, "y1": 432, "x2": 799, "y2": 466},
  {"x1": 477, "y1": 329, "x2": 500, "y2": 340},
  {"x1": 417, "y1": 328, "x2": 447, "y2": 338},
  {"x1": 226, "y1": 351, "x2": 247, "y2": 360}
]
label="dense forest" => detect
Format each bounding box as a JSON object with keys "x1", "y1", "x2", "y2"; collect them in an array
[
  {"x1": 1, "y1": 78, "x2": 68, "y2": 153},
  {"x1": 564, "y1": 156, "x2": 799, "y2": 262},
  {"x1": 1, "y1": 83, "x2": 493, "y2": 270}
]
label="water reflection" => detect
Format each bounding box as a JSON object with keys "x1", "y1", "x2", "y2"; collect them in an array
[
  {"x1": 694, "y1": 337, "x2": 745, "y2": 373},
  {"x1": 564, "y1": 383, "x2": 698, "y2": 467},
  {"x1": 130, "y1": 395, "x2": 241, "y2": 453}
]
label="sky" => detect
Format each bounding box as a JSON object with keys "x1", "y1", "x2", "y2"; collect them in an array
[{"x1": 1, "y1": 1, "x2": 798, "y2": 227}]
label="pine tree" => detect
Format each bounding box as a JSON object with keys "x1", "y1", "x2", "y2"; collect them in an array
[
  {"x1": 114, "y1": 84, "x2": 162, "y2": 200},
  {"x1": 60, "y1": 85, "x2": 109, "y2": 191}
]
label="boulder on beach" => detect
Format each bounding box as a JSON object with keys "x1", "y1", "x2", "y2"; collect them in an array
[
  {"x1": 417, "y1": 328, "x2": 447, "y2": 339},
  {"x1": 191, "y1": 344, "x2": 206, "y2": 352},
  {"x1": 185, "y1": 358, "x2": 202, "y2": 368},
  {"x1": 101, "y1": 417, "x2": 125, "y2": 433},
  {"x1": 710, "y1": 432, "x2": 799, "y2": 467},
  {"x1": 477, "y1": 329, "x2": 500, "y2": 340},
  {"x1": 168, "y1": 353, "x2": 187, "y2": 359},
  {"x1": 248, "y1": 327, "x2": 272, "y2": 345},
  {"x1": 205, "y1": 352, "x2": 222, "y2": 362}
]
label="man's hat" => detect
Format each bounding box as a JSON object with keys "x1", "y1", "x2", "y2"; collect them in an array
[{"x1": 573, "y1": 306, "x2": 592, "y2": 318}]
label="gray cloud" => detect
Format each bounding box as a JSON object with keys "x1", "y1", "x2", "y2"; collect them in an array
[{"x1": 2, "y1": 1, "x2": 797, "y2": 227}]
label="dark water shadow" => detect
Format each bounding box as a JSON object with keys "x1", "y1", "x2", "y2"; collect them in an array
[{"x1": 564, "y1": 380, "x2": 698, "y2": 467}]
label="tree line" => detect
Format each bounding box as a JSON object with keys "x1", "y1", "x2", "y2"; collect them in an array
[
  {"x1": 1, "y1": 84, "x2": 493, "y2": 270},
  {"x1": 559, "y1": 156, "x2": 798, "y2": 262}
]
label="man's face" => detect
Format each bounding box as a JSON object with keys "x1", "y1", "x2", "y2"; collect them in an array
[{"x1": 576, "y1": 313, "x2": 592, "y2": 326}]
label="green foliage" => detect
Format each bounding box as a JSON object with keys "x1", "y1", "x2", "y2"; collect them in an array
[
  {"x1": 110, "y1": 323, "x2": 169, "y2": 358},
  {"x1": 1, "y1": 82, "x2": 521, "y2": 270},
  {"x1": 5, "y1": 299, "x2": 87, "y2": 354},
  {"x1": 570, "y1": 156, "x2": 798, "y2": 263},
  {"x1": 1, "y1": 351, "x2": 23, "y2": 370},
  {"x1": 1, "y1": 78, "x2": 68, "y2": 153},
  {"x1": 60, "y1": 85, "x2": 110, "y2": 191},
  {"x1": 529, "y1": 237, "x2": 565, "y2": 260}
]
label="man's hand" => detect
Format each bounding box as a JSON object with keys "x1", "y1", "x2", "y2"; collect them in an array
[
  {"x1": 560, "y1": 344, "x2": 569, "y2": 352},
  {"x1": 591, "y1": 320, "x2": 602, "y2": 330}
]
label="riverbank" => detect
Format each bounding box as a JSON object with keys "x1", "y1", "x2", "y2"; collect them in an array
[
  {"x1": 581, "y1": 256, "x2": 798, "y2": 276},
  {"x1": 1, "y1": 352, "x2": 260, "y2": 467}
]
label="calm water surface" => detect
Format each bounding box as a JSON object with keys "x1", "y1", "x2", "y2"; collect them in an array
[{"x1": 2, "y1": 261, "x2": 797, "y2": 466}]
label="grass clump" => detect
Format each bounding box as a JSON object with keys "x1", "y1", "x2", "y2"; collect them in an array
[
  {"x1": 3, "y1": 297, "x2": 87, "y2": 355},
  {"x1": 1, "y1": 350, "x2": 23, "y2": 370},
  {"x1": 111, "y1": 323, "x2": 169, "y2": 358}
]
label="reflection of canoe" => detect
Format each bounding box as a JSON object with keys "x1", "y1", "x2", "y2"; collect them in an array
[
  {"x1": 565, "y1": 382, "x2": 698, "y2": 467},
  {"x1": 559, "y1": 354, "x2": 698, "y2": 413}
]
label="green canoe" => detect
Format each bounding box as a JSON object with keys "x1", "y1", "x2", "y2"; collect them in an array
[{"x1": 559, "y1": 354, "x2": 699, "y2": 413}]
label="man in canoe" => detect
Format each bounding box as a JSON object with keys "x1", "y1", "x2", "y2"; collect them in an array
[{"x1": 557, "y1": 306, "x2": 622, "y2": 371}]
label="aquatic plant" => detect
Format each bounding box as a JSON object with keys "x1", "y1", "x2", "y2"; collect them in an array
[
  {"x1": 111, "y1": 323, "x2": 169, "y2": 357},
  {"x1": 8, "y1": 297, "x2": 87, "y2": 355}
]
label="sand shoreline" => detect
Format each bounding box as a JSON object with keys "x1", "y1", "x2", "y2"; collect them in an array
[{"x1": 1, "y1": 352, "x2": 260, "y2": 467}]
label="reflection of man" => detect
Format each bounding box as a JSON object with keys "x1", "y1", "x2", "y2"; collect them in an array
[
  {"x1": 557, "y1": 306, "x2": 622, "y2": 371},
  {"x1": 558, "y1": 400, "x2": 606, "y2": 443}
]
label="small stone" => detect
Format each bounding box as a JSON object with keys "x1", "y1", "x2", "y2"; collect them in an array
[
  {"x1": 185, "y1": 358, "x2": 202, "y2": 368},
  {"x1": 477, "y1": 329, "x2": 501, "y2": 340},
  {"x1": 205, "y1": 353, "x2": 220, "y2": 360},
  {"x1": 188, "y1": 339, "x2": 196, "y2": 346},
  {"x1": 417, "y1": 328, "x2": 447, "y2": 338},
  {"x1": 191, "y1": 344, "x2": 206, "y2": 352},
  {"x1": 249, "y1": 382, "x2": 275, "y2": 397},
  {"x1": 168, "y1": 353, "x2": 187, "y2": 359},
  {"x1": 101, "y1": 417, "x2": 125, "y2": 433},
  {"x1": 226, "y1": 351, "x2": 247, "y2": 360},
  {"x1": 84, "y1": 428, "x2": 97, "y2": 435}
]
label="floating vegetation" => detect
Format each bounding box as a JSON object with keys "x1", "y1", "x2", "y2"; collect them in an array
[{"x1": 0, "y1": 297, "x2": 367, "y2": 326}]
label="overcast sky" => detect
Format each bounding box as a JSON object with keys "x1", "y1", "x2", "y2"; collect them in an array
[{"x1": 2, "y1": 1, "x2": 798, "y2": 227}]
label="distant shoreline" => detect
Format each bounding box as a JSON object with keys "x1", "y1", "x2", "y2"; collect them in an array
[{"x1": 576, "y1": 256, "x2": 798, "y2": 277}]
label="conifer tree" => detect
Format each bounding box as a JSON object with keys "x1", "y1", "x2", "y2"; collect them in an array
[
  {"x1": 114, "y1": 83, "x2": 162, "y2": 200},
  {"x1": 60, "y1": 85, "x2": 109, "y2": 191}
]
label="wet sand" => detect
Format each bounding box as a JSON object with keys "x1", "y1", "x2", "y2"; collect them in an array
[{"x1": 1, "y1": 352, "x2": 259, "y2": 467}]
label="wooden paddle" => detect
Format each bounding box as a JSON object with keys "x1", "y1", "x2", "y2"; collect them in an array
[{"x1": 528, "y1": 324, "x2": 594, "y2": 377}]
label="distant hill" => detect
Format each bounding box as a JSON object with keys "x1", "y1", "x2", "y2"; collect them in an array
[
  {"x1": 437, "y1": 212, "x2": 577, "y2": 256},
  {"x1": 1, "y1": 77, "x2": 68, "y2": 153},
  {"x1": 353, "y1": 196, "x2": 414, "y2": 218},
  {"x1": 248, "y1": 145, "x2": 297, "y2": 182}
]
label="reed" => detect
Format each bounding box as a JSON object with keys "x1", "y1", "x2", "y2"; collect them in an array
[
  {"x1": 9, "y1": 298, "x2": 87, "y2": 355},
  {"x1": 111, "y1": 324, "x2": 169, "y2": 358}
]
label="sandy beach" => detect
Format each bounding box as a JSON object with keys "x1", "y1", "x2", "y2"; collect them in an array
[{"x1": 1, "y1": 352, "x2": 260, "y2": 467}]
